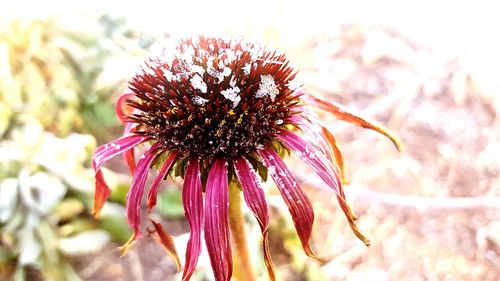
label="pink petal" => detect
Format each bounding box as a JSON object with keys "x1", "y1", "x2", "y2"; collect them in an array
[
  {"x1": 146, "y1": 150, "x2": 179, "y2": 212},
  {"x1": 149, "y1": 219, "x2": 181, "y2": 272},
  {"x1": 125, "y1": 143, "x2": 160, "y2": 246},
  {"x1": 115, "y1": 93, "x2": 139, "y2": 173},
  {"x1": 287, "y1": 109, "x2": 332, "y2": 160},
  {"x1": 204, "y1": 159, "x2": 232, "y2": 281},
  {"x1": 181, "y1": 158, "x2": 204, "y2": 281},
  {"x1": 258, "y1": 148, "x2": 324, "y2": 261},
  {"x1": 91, "y1": 134, "x2": 148, "y2": 217},
  {"x1": 233, "y1": 156, "x2": 275, "y2": 281},
  {"x1": 277, "y1": 129, "x2": 341, "y2": 195}
]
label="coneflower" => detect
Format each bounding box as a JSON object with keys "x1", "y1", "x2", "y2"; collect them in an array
[{"x1": 92, "y1": 37, "x2": 401, "y2": 281}]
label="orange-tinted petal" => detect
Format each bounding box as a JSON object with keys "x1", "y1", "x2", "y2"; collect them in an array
[
  {"x1": 93, "y1": 170, "x2": 111, "y2": 218},
  {"x1": 149, "y1": 219, "x2": 181, "y2": 272},
  {"x1": 320, "y1": 126, "x2": 347, "y2": 184},
  {"x1": 303, "y1": 94, "x2": 403, "y2": 151}
]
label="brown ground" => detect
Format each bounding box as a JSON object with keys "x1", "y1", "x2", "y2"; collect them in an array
[{"x1": 73, "y1": 25, "x2": 500, "y2": 281}]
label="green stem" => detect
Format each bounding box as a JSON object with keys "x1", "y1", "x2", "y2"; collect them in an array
[{"x1": 228, "y1": 182, "x2": 256, "y2": 281}]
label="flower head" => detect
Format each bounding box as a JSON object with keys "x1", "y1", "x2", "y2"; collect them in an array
[{"x1": 92, "y1": 37, "x2": 401, "y2": 281}]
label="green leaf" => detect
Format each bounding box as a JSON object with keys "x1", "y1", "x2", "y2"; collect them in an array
[{"x1": 100, "y1": 216, "x2": 131, "y2": 243}]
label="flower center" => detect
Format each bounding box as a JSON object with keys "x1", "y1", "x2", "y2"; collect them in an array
[{"x1": 127, "y1": 37, "x2": 301, "y2": 158}]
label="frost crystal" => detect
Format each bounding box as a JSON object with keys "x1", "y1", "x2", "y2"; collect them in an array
[
  {"x1": 286, "y1": 79, "x2": 301, "y2": 91},
  {"x1": 250, "y1": 47, "x2": 263, "y2": 61},
  {"x1": 222, "y1": 67, "x2": 232, "y2": 77},
  {"x1": 242, "y1": 63, "x2": 251, "y2": 75},
  {"x1": 255, "y1": 74, "x2": 279, "y2": 101},
  {"x1": 163, "y1": 69, "x2": 175, "y2": 82},
  {"x1": 192, "y1": 96, "x2": 209, "y2": 105},
  {"x1": 190, "y1": 74, "x2": 207, "y2": 93},
  {"x1": 221, "y1": 86, "x2": 241, "y2": 108},
  {"x1": 190, "y1": 64, "x2": 205, "y2": 75},
  {"x1": 207, "y1": 67, "x2": 223, "y2": 84}
]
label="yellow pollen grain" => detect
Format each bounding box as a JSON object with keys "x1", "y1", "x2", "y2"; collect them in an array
[
  {"x1": 228, "y1": 109, "x2": 235, "y2": 116},
  {"x1": 236, "y1": 114, "x2": 244, "y2": 125}
]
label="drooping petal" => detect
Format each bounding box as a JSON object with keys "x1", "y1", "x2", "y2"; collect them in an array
[
  {"x1": 277, "y1": 130, "x2": 370, "y2": 246},
  {"x1": 258, "y1": 148, "x2": 325, "y2": 262},
  {"x1": 91, "y1": 134, "x2": 148, "y2": 217},
  {"x1": 234, "y1": 156, "x2": 275, "y2": 281},
  {"x1": 302, "y1": 93, "x2": 403, "y2": 151},
  {"x1": 146, "y1": 150, "x2": 179, "y2": 212},
  {"x1": 115, "y1": 93, "x2": 139, "y2": 173},
  {"x1": 181, "y1": 158, "x2": 204, "y2": 281},
  {"x1": 320, "y1": 125, "x2": 347, "y2": 184},
  {"x1": 121, "y1": 143, "x2": 160, "y2": 255},
  {"x1": 277, "y1": 129, "x2": 341, "y2": 195},
  {"x1": 148, "y1": 219, "x2": 181, "y2": 271},
  {"x1": 204, "y1": 159, "x2": 232, "y2": 281}
]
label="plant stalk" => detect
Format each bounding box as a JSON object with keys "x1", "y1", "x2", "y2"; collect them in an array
[{"x1": 228, "y1": 182, "x2": 256, "y2": 281}]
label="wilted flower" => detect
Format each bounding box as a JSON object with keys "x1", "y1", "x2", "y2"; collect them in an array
[{"x1": 92, "y1": 37, "x2": 401, "y2": 281}]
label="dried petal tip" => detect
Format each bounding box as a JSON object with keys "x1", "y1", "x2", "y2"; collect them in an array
[
  {"x1": 119, "y1": 233, "x2": 140, "y2": 257},
  {"x1": 149, "y1": 219, "x2": 181, "y2": 272},
  {"x1": 303, "y1": 93, "x2": 403, "y2": 151}
]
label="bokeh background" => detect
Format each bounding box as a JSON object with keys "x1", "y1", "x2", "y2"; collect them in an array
[{"x1": 1, "y1": 0, "x2": 499, "y2": 280}]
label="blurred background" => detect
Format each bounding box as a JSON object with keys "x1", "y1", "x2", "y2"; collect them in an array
[{"x1": 1, "y1": 0, "x2": 499, "y2": 280}]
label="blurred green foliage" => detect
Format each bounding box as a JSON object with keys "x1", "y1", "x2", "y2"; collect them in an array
[{"x1": 0, "y1": 14, "x2": 151, "y2": 281}]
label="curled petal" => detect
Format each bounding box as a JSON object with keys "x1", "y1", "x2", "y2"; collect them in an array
[
  {"x1": 182, "y1": 158, "x2": 203, "y2": 281},
  {"x1": 147, "y1": 151, "x2": 179, "y2": 212},
  {"x1": 116, "y1": 93, "x2": 139, "y2": 173},
  {"x1": 115, "y1": 92, "x2": 136, "y2": 123},
  {"x1": 234, "y1": 156, "x2": 275, "y2": 281},
  {"x1": 123, "y1": 143, "x2": 160, "y2": 252},
  {"x1": 91, "y1": 134, "x2": 148, "y2": 217},
  {"x1": 277, "y1": 130, "x2": 370, "y2": 246},
  {"x1": 258, "y1": 148, "x2": 325, "y2": 262},
  {"x1": 204, "y1": 159, "x2": 232, "y2": 281},
  {"x1": 303, "y1": 93, "x2": 403, "y2": 151},
  {"x1": 149, "y1": 219, "x2": 181, "y2": 272}
]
